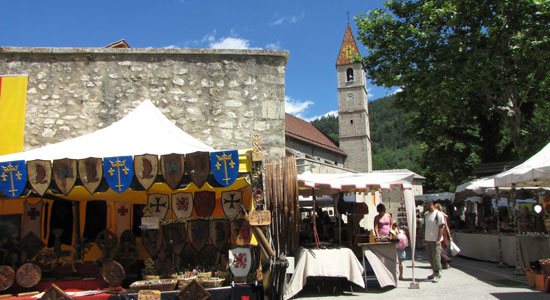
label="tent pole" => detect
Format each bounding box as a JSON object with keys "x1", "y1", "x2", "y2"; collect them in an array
[{"x1": 495, "y1": 186, "x2": 505, "y2": 267}]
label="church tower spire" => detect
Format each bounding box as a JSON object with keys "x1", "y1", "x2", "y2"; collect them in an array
[{"x1": 336, "y1": 24, "x2": 373, "y2": 172}]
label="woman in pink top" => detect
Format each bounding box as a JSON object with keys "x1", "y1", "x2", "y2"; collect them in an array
[{"x1": 374, "y1": 203, "x2": 392, "y2": 241}]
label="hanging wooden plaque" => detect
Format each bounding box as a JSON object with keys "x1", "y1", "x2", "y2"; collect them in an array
[
  {"x1": 160, "y1": 154, "x2": 184, "y2": 190},
  {"x1": 78, "y1": 157, "x2": 103, "y2": 194},
  {"x1": 27, "y1": 160, "x2": 51, "y2": 196},
  {"x1": 185, "y1": 151, "x2": 210, "y2": 188},
  {"x1": 52, "y1": 159, "x2": 77, "y2": 195},
  {"x1": 134, "y1": 154, "x2": 158, "y2": 190}
]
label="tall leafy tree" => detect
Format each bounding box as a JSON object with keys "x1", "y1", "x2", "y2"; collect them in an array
[{"x1": 355, "y1": 0, "x2": 550, "y2": 191}]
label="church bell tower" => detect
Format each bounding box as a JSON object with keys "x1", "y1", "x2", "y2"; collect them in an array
[{"x1": 336, "y1": 24, "x2": 372, "y2": 172}]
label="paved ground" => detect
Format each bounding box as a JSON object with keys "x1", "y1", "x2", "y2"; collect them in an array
[{"x1": 291, "y1": 249, "x2": 546, "y2": 299}]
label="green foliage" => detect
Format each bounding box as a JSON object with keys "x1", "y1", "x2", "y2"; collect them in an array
[
  {"x1": 355, "y1": 0, "x2": 550, "y2": 192},
  {"x1": 310, "y1": 114, "x2": 339, "y2": 144}
]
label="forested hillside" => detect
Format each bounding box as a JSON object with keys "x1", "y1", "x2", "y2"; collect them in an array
[{"x1": 310, "y1": 95, "x2": 423, "y2": 175}]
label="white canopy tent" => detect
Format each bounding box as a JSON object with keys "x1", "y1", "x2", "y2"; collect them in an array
[
  {"x1": 495, "y1": 142, "x2": 550, "y2": 187},
  {"x1": 296, "y1": 171, "x2": 418, "y2": 288},
  {"x1": 0, "y1": 100, "x2": 214, "y2": 163},
  {"x1": 415, "y1": 192, "x2": 455, "y2": 203}
]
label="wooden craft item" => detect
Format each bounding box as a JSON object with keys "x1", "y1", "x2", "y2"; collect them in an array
[
  {"x1": 138, "y1": 290, "x2": 161, "y2": 300},
  {"x1": 142, "y1": 229, "x2": 163, "y2": 257},
  {"x1": 22, "y1": 200, "x2": 43, "y2": 244},
  {"x1": 35, "y1": 250, "x2": 58, "y2": 273},
  {"x1": 228, "y1": 247, "x2": 252, "y2": 278},
  {"x1": 160, "y1": 154, "x2": 185, "y2": 190},
  {"x1": 101, "y1": 259, "x2": 125, "y2": 287},
  {"x1": 19, "y1": 231, "x2": 45, "y2": 261},
  {"x1": 193, "y1": 191, "x2": 215, "y2": 217},
  {"x1": 0, "y1": 160, "x2": 27, "y2": 198},
  {"x1": 210, "y1": 150, "x2": 239, "y2": 187},
  {"x1": 198, "y1": 245, "x2": 219, "y2": 266},
  {"x1": 78, "y1": 157, "x2": 103, "y2": 194},
  {"x1": 230, "y1": 219, "x2": 252, "y2": 246},
  {"x1": 40, "y1": 284, "x2": 72, "y2": 300},
  {"x1": 187, "y1": 219, "x2": 209, "y2": 252},
  {"x1": 95, "y1": 229, "x2": 118, "y2": 259},
  {"x1": 147, "y1": 194, "x2": 169, "y2": 219},
  {"x1": 209, "y1": 219, "x2": 230, "y2": 251},
  {"x1": 185, "y1": 151, "x2": 210, "y2": 188},
  {"x1": 171, "y1": 192, "x2": 193, "y2": 219},
  {"x1": 161, "y1": 223, "x2": 186, "y2": 253},
  {"x1": 113, "y1": 230, "x2": 138, "y2": 270},
  {"x1": 52, "y1": 159, "x2": 77, "y2": 195},
  {"x1": 103, "y1": 156, "x2": 134, "y2": 193},
  {"x1": 176, "y1": 279, "x2": 210, "y2": 300},
  {"x1": 221, "y1": 190, "x2": 242, "y2": 218},
  {"x1": 26, "y1": 160, "x2": 51, "y2": 196},
  {"x1": 15, "y1": 263, "x2": 42, "y2": 288},
  {"x1": 134, "y1": 154, "x2": 158, "y2": 190},
  {"x1": 179, "y1": 245, "x2": 198, "y2": 269},
  {"x1": 0, "y1": 265, "x2": 15, "y2": 291},
  {"x1": 248, "y1": 210, "x2": 271, "y2": 226}
]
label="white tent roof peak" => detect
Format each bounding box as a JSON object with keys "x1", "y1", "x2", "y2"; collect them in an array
[
  {"x1": 494, "y1": 142, "x2": 550, "y2": 187},
  {"x1": 0, "y1": 99, "x2": 215, "y2": 162}
]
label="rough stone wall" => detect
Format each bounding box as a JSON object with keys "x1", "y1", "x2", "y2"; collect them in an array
[{"x1": 0, "y1": 47, "x2": 288, "y2": 158}]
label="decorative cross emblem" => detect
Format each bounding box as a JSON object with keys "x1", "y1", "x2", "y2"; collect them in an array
[
  {"x1": 215, "y1": 153, "x2": 236, "y2": 185},
  {"x1": 118, "y1": 205, "x2": 129, "y2": 216},
  {"x1": 223, "y1": 193, "x2": 240, "y2": 209},
  {"x1": 27, "y1": 207, "x2": 40, "y2": 220},
  {"x1": 150, "y1": 197, "x2": 167, "y2": 213},
  {"x1": 108, "y1": 158, "x2": 129, "y2": 192},
  {"x1": 233, "y1": 252, "x2": 247, "y2": 268},
  {"x1": 1, "y1": 163, "x2": 23, "y2": 196}
]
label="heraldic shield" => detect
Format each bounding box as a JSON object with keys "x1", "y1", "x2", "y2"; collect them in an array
[
  {"x1": 78, "y1": 157, "x2": 103, "y2": 194},
  {"x1": 26, "y1": 160, "x2": 51, "y2": 197},
  {"x1": 142, "y1": 229, "x2": 163, "y2": 257},
  {"x1": 147, "y1": 193, "x2": 169, "y2": 219},
  {"x1": 222, "y1": 190, "x2": 242, "y2": 218},
  {"x1": 230, "y1": 219, "x2": 252, "y2": 246},
  {"x1": 103, "y1": 156, "x2": 134, "y2": 193},
  {"x1": 210, "y1": 150, "x2": 239, "y2": 187},
  {"x1": 52, "y1": 159, "x2": 77, "y2": 196},
  {"x1": 161, "y1": 153, "x2": 184, "y2": 190},
  {"x1": 161, "y1": 223, "x2": 186, "y2": 254},
  {"x1": 188, "y1": 219, "x2": 209, "y2": 252},
  {"x1": 134, "y1": 154, "x2": 158, "y2": 190},
  {"x1": 193, "y1": 191, "x2": 216, "y2": 217},
  {"x1": 185, "y1": 151, "x2": 210, "y2": 188},
  {"x1": 209, "y1": 219, "x2": 230, "y2": 251},
  {"x1": 229, "y1": 247, "x2": 252, "y2": 277},
  {"x1": 172, "y1": 192, "x2": 193, "y2": 219}
]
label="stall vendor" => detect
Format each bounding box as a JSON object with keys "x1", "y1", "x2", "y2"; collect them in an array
[{"x1": 373, "y1": 203, "x2": 392, "y2": 241}]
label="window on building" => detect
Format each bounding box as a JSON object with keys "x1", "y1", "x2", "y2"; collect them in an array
[
  {"x1": 350, "y1": 120, "x2": 354, "y2": 124},
  {"x1": 346, "y1": 68, "x2": 354, "y2": 82}
]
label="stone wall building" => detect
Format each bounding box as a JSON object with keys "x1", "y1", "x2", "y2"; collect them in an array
[{"x1": 0, "y1": 47, "x2": 288, "y2": 158}]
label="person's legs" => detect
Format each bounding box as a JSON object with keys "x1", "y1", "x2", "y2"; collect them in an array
[
  {"x1": 431, "y1": 243, "x2": 442, "y2": 282},
  {"x1": 425, "y1": 242, "x2": 436, "y2": 279},
  {"x1": 398, "y1": 258, "x2": 403, "y2": 280}
]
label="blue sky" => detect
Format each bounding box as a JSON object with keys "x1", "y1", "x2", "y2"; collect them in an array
[{"x1": 0, "y1": 0, "x2": 398, "y2": 121}]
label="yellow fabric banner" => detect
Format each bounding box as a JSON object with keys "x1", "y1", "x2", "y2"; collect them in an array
[{"x1": 0, "y1": 75, "x2": 28, "y2": 155}]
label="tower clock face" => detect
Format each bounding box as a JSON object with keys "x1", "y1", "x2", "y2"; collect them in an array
[{"x1": 347, "y1": 93, "x2": 354, "y2": 100}]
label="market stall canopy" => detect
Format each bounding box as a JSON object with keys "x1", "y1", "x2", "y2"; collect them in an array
[
  {"x1": 494, "y1": 142, "x2": 550, "y2": 187},
  {"x1": 0, "y1": 100, "x2": 214, "y2": 163},
  {"x1": 297, "y1": 171, "x2": 415, "y2": 197},
  {"x1": 415, "y1": 192, "x2": 455, "y2": 203}
]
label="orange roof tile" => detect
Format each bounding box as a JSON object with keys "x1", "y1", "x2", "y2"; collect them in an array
[
  {"x1": 336, "y1": 24, "x2": 360, "y2": 66},
  {"x1": 285, "y1": 113, "x2": 346, "y2": 156}
]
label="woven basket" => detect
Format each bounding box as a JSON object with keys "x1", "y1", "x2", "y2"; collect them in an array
[
  {"x1": 525, "y1": 268, "x2": 537, "y2": 288},
  {"x1": 540, "y1": 260, "x2": 550, "y2": 276},
  {"x1": 130, "y1": 279, "x2": 178, "y2": 292},
  {"x1": 198, "y1": 277, "x2": 225, "y2": 288}
]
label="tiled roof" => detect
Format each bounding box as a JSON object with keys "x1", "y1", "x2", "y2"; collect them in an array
[
  {"x1": 336, "y1": 24, "x2": 360, "y2": 66},
  {"x1": 285, "y1": 113, "x2": 346, "y2": 156}
]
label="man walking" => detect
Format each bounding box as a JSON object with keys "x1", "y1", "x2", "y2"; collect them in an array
[{"x1": 423, "y1": 200, "x2": 445, "y2": 283}]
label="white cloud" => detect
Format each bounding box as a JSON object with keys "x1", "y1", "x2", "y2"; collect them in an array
[
  {"x1": 367, "y1": 87, "x2": 374, "y2": 99},
  {"x1": 265, "y1": 42, "x2": 281, "y2": 50},
  {"x1": 304, "y1": 110, "x2": 338, "y2": 122},
  {"x1": 285, "y1": 95, "x2": 313, "y2": 119},
  {"x1": 270, "y1": 12, "x2": 305, "y2": 26},
  {"x1": 164, "y1": 45, "x2": 178, "y2": 49},
  {"x1": 210, "y1": 37, "x2": 251, "y2": 49}
]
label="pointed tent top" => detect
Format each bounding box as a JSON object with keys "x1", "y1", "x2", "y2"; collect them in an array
[{"x1": 336, "y1": 24, "x2": 360, "y2": 66}]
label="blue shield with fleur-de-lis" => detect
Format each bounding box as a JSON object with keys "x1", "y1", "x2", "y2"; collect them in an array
[
  {"x1": 103, "y1": 156, "x2": 134, "y2": 193},
  {"x1": 0, "y1": 160, "x2": 27, "y2": 198},
  {"x1": 210, "y1": 150, "x2": 239, "y2": 187}
]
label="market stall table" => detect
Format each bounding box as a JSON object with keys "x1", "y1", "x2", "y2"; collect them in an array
[
  {"x1": 359, "y1": 242, "x2": 397, "y2": 288},
  {"x1": 517, "y1": 234, "x2": 550, "y2": 269},
  {"x1": 452, "y1": 232, "x2": 517, "y2": 266},
  {"x1": 283, "y1": 247, "x2": 365, "y2": 300}
]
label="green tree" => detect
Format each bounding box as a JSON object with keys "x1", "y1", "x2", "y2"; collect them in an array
[{"x1": 355, "y1": 0, "x2": 550, "y2": 192}]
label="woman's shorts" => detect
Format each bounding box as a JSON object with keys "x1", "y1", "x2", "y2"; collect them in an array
[{"x1": 397, "y1": 248, "x2": 406, "y2": 260}]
